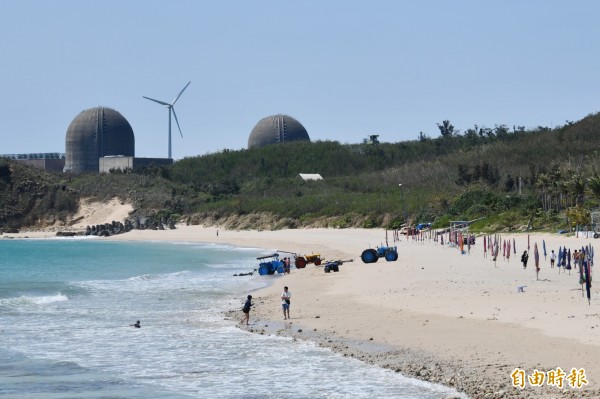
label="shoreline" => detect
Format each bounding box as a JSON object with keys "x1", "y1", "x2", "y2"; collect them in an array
[{"x1": 5, "y1": 225, "x2": 600, "y2": 398}]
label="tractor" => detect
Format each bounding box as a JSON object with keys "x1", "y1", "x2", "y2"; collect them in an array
[
  {"x1": 257, "y1": 253, "x2": 285, "y2": 275},
  {"x1": 295, "y1": 253, "x2": 323, "y2": 268},
  {"x1": 360, "y1": 245, "x2": 398, "y2": 263},
  {"x1": 277, "y1": 250, "x2": 323, "y2": 268}
]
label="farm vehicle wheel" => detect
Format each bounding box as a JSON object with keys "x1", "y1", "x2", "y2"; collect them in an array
[
  {"x1": 295, "y1": 256, "x2": 307, "y2": 268},
  {"x1": 361, "y1": 249, "x2": 378, "y2": 263},
  {"x1": 258, "y1": 263, "x2": 271, "y2": 276},
  {"x1": 385, "y1": 251, "x2": 398, "y2": 262}
]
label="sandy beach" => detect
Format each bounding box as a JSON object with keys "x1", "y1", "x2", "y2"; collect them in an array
[{"x1": 4, "y1": 201, "x2": 600, "y2": 398}]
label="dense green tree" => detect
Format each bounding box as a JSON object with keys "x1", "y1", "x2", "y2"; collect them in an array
[{"x1": 437, "y1": 120, "x2": 457, "y2": 138}]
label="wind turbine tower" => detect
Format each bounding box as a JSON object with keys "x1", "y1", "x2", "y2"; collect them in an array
[{"x1": 143, "y1": 81, "x2": 191, "y2": 159}]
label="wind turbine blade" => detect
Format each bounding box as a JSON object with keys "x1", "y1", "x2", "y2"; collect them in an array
[
  {"x1": 172, "y1": 108, "x2": 183, "y2": 138},
  {"x1": 143, "y1": 96, "x2": 170, "y2": 106},
  {"x1": 171, "y1": 81, "x2": 191, "y2": 105}
]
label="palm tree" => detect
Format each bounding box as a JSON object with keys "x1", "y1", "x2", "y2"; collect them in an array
[
  {"x1": 548, "y1": 164, "x2": 563, "y2": 211},
  {"x1": 587, "y1": 171, "x2": 600, "y2": 204},
  {"x1": 535, "y1": 173, "x2": 551, "y2": 211},
  {"x1": 567, "y1": 174, "x2": 586, "y2": 206}
]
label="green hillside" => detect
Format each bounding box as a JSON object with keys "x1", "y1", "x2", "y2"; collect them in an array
[{"x1": 3, "y1": 112, "x2": 600, "y2": 232}]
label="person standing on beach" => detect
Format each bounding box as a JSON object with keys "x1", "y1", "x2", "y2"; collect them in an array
[
  {"x1": 281, "y1": 286, "x2": 291, "y2": 319},
  {"x1": 282, "y1": 257, "x2": 289, "y2": 274},
  {"x1": 284, "y1": 257, "x2": 291, "y2": 274},
  {"x1": 241, "y1": 295, "x2": 252, "y2": 325},
  {"x1": 550, "y1": 250, "x2": 556, "y2": 268},
  {"x1": 521, "y1": 250, "x2": 529, "y2": 269}
]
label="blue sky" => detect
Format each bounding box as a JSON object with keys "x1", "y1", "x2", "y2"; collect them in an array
[{"x1": 1, "y1": 1, "x2": 599, "y2": 159}]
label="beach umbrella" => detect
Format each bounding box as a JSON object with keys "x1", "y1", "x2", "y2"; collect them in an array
[
  {"x1": 584, "y1": 254, "x2": 592, "y2": 305},
  {"x1": 483, "y1": 236, "x2": 487, "y2": 257},
  {"x1": 493, "y1": 239, "x2": 499, "y2": 265},
  {"x1": 562, "y1": 246, "x2": 567, "y2": 268},
  {"x1": 528, "y1": 234, "x2": 530, "y2": 251},
  {"x1": 543, "y1": 240, "x2": 547, "y2": 260},
  {"x1": 579, "y1": 256, "x2": 585, "y2": 297},
  {"x1": 566, "y1": 248, "x2": 572, "y2": 275},
  {"x1": 585, "y1": 262, "x2": 592, "y2": 305},
  {"x1": 513, "y1": 238, "x2": 516, "y2": 254},
  {"x1": 507, "y1": 240, "x2": 511, "y2": 260},
  {"x1": 558, "y1": 247, "x2": 563, "y2": 273},
  {"x1": 534, "y1": 242, "x2": 540, "y2": 280},
  {"x1": 586, "y1": 246, "x2": 593, "y2": 279}
]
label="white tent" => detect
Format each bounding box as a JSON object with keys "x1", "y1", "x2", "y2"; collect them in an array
[{"x1": 298, "y1": 173, "x2": 323, "y2": 181}]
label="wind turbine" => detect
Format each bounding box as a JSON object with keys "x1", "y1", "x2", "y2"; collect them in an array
[{"x1": 143, "y1": 81, "x2": 191, "y2": 159}]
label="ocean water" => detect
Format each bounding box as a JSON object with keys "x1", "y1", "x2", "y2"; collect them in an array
[{"x1": 0, "y1": 238, "x2": 465, "y2": 399}]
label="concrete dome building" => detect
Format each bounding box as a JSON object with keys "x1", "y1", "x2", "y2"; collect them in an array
[
  {"x1": 248, "y1": 114, "x2": 310, "y2": 149},
  {"x1": 64, "y1": 107, "x2": 135, "y2": 173}
]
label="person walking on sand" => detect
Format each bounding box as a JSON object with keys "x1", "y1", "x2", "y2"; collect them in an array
[
  {"x1": 241, "y1": 295, "x2": 252, "y2": 325},
  {"x1": 281, "y1": 286, "x2": 291, "y2": 319},
  {"x1": 550, "y1": 250, "x2": 556, "y2": 268},
  {"x1": 521, "y1": 250, "x2": 529, "y2": 269}
]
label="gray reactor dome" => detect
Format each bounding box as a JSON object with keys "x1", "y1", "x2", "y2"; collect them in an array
[
  {"x1": 64, "y1": 107, "x2": 135, "y2": 173},
  {"x1": 248, "y1": 114, "x2": 310, "y2": 149}
]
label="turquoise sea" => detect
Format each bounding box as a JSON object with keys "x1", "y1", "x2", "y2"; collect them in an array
[{"x1": 0, "y1": 238, "x2": 465, "y2": 399}]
